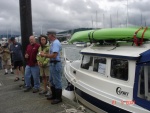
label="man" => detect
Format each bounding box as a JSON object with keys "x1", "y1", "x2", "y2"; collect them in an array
[
  {"x1": 0, "y1": 43, "x2": 14, "y2": 74},
  {"x1": 10, "y1": 37, "x2": 24, "y2": 81},
  {"x1": 24, "y1": 36, "x2": 40, "y2": 93},
  {"x1": 40, "y1": 30, "x2": 62, "y2": 104}
]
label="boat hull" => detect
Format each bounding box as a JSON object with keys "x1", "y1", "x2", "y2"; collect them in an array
[{"x1": 75, "y1": 88, "x2": 131, "y2": 113}]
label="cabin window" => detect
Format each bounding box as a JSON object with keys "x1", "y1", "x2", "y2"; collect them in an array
[
  {"x1": 93, "y1": 57, "x2": 106, "y2": 75},
  {"x1": 138, "y1": 66, "x2": 150, "y2": 101},
  {"x1": 81, "y1": 55, "x2": 93, "y2": 70},
  {"x1": 110, "y1": 59, "x2": 128, "y2": 81}
]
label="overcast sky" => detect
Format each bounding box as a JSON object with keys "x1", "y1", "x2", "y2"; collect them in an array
[{"x1": 0, "y1": 0, "x2": 149, "y2": 35}]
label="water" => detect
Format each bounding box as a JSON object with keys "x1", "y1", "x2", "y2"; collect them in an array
[{"x1": 61, "y1": 44, "x2": 83, "y2": 89}]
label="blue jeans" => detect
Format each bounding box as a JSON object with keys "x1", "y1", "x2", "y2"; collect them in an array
[
  {"x1": 49, "y1": 62, "x2": 62, "y2": 89},
  {"x1": 25, "y1": 65, "x2": 40, "y2": 89}
]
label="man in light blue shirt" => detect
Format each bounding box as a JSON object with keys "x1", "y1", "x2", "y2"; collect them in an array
[{"x1": 40, "y1": 30, "x2": 62, "y2": 104}]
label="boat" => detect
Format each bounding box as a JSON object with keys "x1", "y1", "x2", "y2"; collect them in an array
[
  {"x1": 61, "y1": 41, "x2": 68, "y2": 45},
  {"x1": 63, "y1": 27, "x2": 150, "y2": 113},
  {"x1": 76, "y1": 42, "x2": 87, "y2": 47},
  {"x1": 69, "y1": 27, "x2": 150, "y2": 45}
]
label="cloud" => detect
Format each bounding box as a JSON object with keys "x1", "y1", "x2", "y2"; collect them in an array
[{"x1": 0, "y1": 0, "x2": 150, "y2": 35}]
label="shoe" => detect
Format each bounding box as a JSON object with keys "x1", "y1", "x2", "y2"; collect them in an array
[
  {"x1": 45, "y1": 91, "x2": 51, "y2": 97},
  {"x1": 47, "y1": 86, "x2": 55, "y2": 100},
  {"x1": 33, "y1": 88, "x2": 39, "y2": 93},
  {"x1": 19, "y1": 84, "x2": 26, "y2": 88},
  {"x1": 11, "y1": 72, "x2": 14, "y2": 74},
  {"x1": 14, "y1": 77, "x2": 20, "y2": 82},
  {"x1": 24, "y1": 87, "x2": 32, "y2": 92},
  {"x1": 4, "y1": 72, "x2": 8, "y2": 75},
  {"x1": 22, "y1": 77, "x2": 24, "y2": 81},
  {"x1": 39, "y1": 90, "x2": 47, "y2": 95},
  {"x1": 51, "y1": 89, "x2": 62, "y2": 104},
  {"x1": 51, "y1": 99, "x2": 62, "y2": 104}
]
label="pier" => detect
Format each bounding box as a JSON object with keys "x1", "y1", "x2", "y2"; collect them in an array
[{"x1": 0, "y1": 70, "x2": 94, "y2": 113}]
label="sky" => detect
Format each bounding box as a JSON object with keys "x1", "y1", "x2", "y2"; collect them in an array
[{"x1": 0, "y1": 0, "x2": 149, "y2": 35}]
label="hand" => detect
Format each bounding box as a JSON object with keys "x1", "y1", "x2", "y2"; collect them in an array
[
  {"x1": 40, "y1": 51, "x2": 46, "y2": 57},
  {"x1": 25, "y1": 53, "x2": 29, "y2": 58},
  {"x1": 38, "y1": 61, "x2": 43, "y2": 66}
]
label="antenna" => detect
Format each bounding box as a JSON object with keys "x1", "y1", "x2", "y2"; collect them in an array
[
  {"x1": 141, "y1": 12, "x2": 143, "y2": 26},
  {"x1": 117, "y1": 10, "x2": 118, "y2": 27},
  {"x1": 96, "y1": 10, "x2": 97, "y2": 29},
  {"x1": 91, "y1": 16, "x2": 93, "y2": 29},
  {"x1": 124, "y1": 0, "x2": 129, "y2": 27},
  {"x1": 103, "y1": 13, "x2": 105, "y2": 28},
  {"x1": 110, "y1": 14, "x2": 112, "y2": 28}
]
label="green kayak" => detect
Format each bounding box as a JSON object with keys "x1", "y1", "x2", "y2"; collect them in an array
[{"x1": 69, "y1": 27, "x2": 150, "y2": 43}]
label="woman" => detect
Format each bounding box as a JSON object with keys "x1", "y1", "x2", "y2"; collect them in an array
[{"x1": 37, "y1": 35, "x2": 50, "y2": 95}]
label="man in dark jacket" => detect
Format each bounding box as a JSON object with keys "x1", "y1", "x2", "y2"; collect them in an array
[{"x1": 10, "y1": 37, "x2": 24, "y2": 81}]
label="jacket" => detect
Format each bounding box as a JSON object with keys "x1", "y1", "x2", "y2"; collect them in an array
[
  {"x1": 36, "y1": 44, "x2": 50, "y2": 67},
  {"x1": 25, "y1": 43, "x2": 40, "y2": 66},
  {"x1": 0, "y1": 47, "x2": 11, "y2": 61}
]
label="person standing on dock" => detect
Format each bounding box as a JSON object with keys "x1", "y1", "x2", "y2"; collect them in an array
[
  {"x1": 10, "y1": 37, "x2": 24, "y2": 81},
  {"x1": 0, "y1": 43, "x2": 14, "y2": 74},
  {"x1": 40, "y1": 30, "x2": 62, "y2": 104},
  {"x1": 37, "y1": 35, "x2": 50, "y2": 95},
  {"x1": 24, "y1": 36, "x2": 40, "y2": 93}
]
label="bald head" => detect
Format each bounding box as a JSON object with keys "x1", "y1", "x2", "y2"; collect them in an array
[{"x1": 29, "y1": 36, "x2": 36, "y2": 44}]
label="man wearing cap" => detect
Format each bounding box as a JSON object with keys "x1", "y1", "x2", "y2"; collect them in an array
[
  {"x1": 10, "y1": 37, "x2": 24, "y2": 81},
  {"x1": 40, "y1": 30, "x2": 62, "y2": 104}
]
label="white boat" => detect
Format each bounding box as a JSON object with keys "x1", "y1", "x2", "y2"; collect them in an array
[
  {"x1": 61, "y1": 41, "x2": 68, "y2": 45},
  {"x1": 63, "y1": 41, "x2": 150, "y2": 113},
  {"x1": 76, "y1": 42, "x2": 87, "y2": 47}
]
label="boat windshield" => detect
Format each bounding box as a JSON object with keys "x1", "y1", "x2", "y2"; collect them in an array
[{"x1": 81, "y1": 55, "x2": 93, "y2": 70}]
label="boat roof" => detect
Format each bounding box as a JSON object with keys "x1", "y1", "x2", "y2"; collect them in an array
[{"x1": 80, "y1": 42, "x2": 150, "y2": 60}]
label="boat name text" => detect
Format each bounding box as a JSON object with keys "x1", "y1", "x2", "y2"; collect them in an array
[{"x1": 116, "y1": 87, "x2": 129, "y2": 96}]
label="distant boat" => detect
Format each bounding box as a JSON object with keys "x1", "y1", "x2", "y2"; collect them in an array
[
  {"x1": 76, "y1": 42, "x2": 87, "y2": 47},
  {"x1": 61, "y1": 41, "x2": 68, "y2": 45}
]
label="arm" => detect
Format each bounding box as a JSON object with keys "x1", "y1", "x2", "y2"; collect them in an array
[{"x1": 42, "y1": 47, "x2": 50, "y2": 66}]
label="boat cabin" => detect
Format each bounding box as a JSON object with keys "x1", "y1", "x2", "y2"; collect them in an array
[{"x1": 77, "y1": 42, "x2": 150, "y2": 111}]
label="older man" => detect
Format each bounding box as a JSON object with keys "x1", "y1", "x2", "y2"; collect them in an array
[
  {"x1": 40, "y1": 30, "x2": 62, "y2": 104},
  {"x1": 24, "y1": 36, "x2": 40, "y2": 93}
]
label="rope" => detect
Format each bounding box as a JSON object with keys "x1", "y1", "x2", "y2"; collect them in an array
[
  {"x1": 61, "y1": 79, "x2": 86, "y2": 113},
  {"x1": 139, "y1": 27, "x2": 148, "y2": 46},
  {"x1": 133, "y1": 27, "x2": 143, "y2": 46},
  {"x1": 133, "y1": 27, "x2": 148, "y2": 46}
]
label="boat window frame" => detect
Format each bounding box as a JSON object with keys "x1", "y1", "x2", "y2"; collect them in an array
[
  {"x1": 93, "y1": 57, "x2": 107, "y2": 75},
  {"x1": 80, "y1": 55, "x2": 93, "y2": 70},
  {"x1": 110, "y1": 58, "x2": 128, "y2": 81},
  {"x1": 138, "y1": 65, "x2": 150, "y2": 101}
]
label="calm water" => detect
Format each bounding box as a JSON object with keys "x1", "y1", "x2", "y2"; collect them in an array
[{"x1": 61, "y1": 44, "x2": 83, "y2": 88}]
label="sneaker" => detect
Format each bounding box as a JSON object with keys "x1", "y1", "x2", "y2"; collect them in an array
[
  {"x1": 45, "y1": 91, "x2": 51, "y2": 97},
  {"x1": 33, "y1": 88, "x2": 39, "y2": 93},
  {"x1": 11, "y1": 72, "x2": 14, "y2": 74},
  {"x1": 4, "y1": 72, "x2": 8, "y2": 75},
  {"x1": 14, "y1": 77, "x2": 20, "y2": 82},
  {"x1": 39, "y1": 90, "x2": 47, "y2": 95},
  {"x1": 24, "y1": 87, "x2": 32, "y2": 92}
]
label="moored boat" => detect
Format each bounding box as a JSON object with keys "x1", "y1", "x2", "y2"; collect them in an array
[{"x1": 64, "y1": 27, "x2": 150, "y2": 113}]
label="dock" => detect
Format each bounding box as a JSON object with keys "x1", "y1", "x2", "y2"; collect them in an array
[{"x1": 0, "y1": 70, "x2": 94, "y2": 113}]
